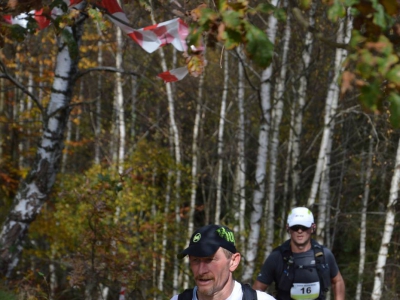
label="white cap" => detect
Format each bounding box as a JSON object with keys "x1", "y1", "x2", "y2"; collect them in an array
[{"x1": 287, "y1": 207, "x2": 314, "y2": 227}]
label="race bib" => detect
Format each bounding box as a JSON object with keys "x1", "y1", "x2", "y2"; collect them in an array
[{"x1": 290, "y1": 282, "x2": 320, "y2": 300}]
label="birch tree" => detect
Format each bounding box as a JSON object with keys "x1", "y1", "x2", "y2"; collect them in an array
[
  {"x1": 148, "y1": 6, "x2": 182, "y2": 295},
  {"x1": 306, "y1": 11, "x2": 352, "y2": 243},
  {"x1": 371, "y1": 138, "x2": 400, "y2": 299},
  {"x1": 0, "y1": 1, "x2": 87, "y2": 277},
  {"x1": 115, "y1": 24, "x2": 125, "y2": 175},
  {"x1": 289, "y1": 2, "x2": 317, "y2": 208},
  {"x1": 232, "y1": 45, "x2": 246, "y2": 247},
  {"x1": 242, "y1": 0, "x2": 278, "y2": 282},
  {"x1": 215, "y1": 50, "x2": 229, "y2": 224},
  {"x1": 355, "y1": 129, "x2": 374, "y2": 300},
  {"x1": 264, "y1": 1, "x2": 291, "y2": 258}
]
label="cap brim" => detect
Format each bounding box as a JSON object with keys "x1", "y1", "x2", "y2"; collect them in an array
[
  {"x1": 288, "y1": 220, "x2": 313, "y2": 227},
  {"x1": 177, "y1": 243, "x2": 220, "y2": 259}
]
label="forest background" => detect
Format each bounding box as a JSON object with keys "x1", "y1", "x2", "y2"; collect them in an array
[{"x1": 0, "y1": 0, "x2": 399, "y2": 299}]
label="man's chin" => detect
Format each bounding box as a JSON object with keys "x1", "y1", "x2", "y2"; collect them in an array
[{"x1": 197, "y1": 287, "x2": 213, "y2": 296}]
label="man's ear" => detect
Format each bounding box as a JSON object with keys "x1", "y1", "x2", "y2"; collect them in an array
[
  {"x1": 229, "y1": 252, "x2": 241, "y2": 271},
  {"x1": 311, "y1": 224, "x2": 316, "y2": 233}
]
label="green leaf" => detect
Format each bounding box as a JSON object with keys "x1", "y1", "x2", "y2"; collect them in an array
[
  {"x1": 217, "y1": 0, "x2": 227, "y2": 13},
  {"x1": 359, "y1": 81, "x2": 380, "y2": 111},
  {"x1": 386, "y1": 65, "x2": 400, "y2": 84},
  {"x1": 348, "y1": 30, "x2": 365, "y2": 48},
  {"x1": 255, "y1": 3, "x2": 276, "y2": 14},
  {"x1": 328, "y1": 0, "x2": 346, "y2": 22},
  {"x1": 378, "y1": 54, "x2": 398, "y2": 75},
  {"x1": 357, "y1": 49, "x2": 375, "y2": 79},
  {"x1": 187, "y1": 26, "x2": 204, "y2": 52},
  {"x1": 273, "y1": 8, "x2": 287, "y2": 22},
  {"x1": 222, "y1": 10, "x2": 242, "y2": 29},
  {"x1": 388, "y1": 93, "x2": 400, "y2": 127},
  {"x1": 244, "y1": 23, "x2": 274, "y2": 68},
  {"x1": 198, "y1": 8, "x2": 219, "y2": 28},
  {"x1": 373, "y1": 4, "x2": 387, "y2": 29},
  {"x1": 222, "y1": 29, "x2": 242, "y2": 49},
  {"x1": 344, "y1": 0, "x2": 360, "y2": 5},
  {"x1": 61, "y1": 29, "x2": 79, "y2": 59},
  {"x1": 10, "y1": 25, "x2": 28, "y2": 42},
  {"x1": 299, "y1": 0, "x2": 311, "y2": 10}
]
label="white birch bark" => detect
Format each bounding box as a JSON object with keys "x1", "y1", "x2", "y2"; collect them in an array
[
  {"x1": 149, "y1": 8, "x2": 182, "y2": 295},
  {"x1": 188, "y1": 72, "x2": 204, "y2": 243},
  {"x1": 115, "y1": 25, "x2": 125, "y2": 174},
  {"x1": 264, "y1": 2, "x2": 290, "y2": 258},
  {"x1": 157, "y1": 169, "x2": 172, "y2": 299},
  {"x1": 355, "y1": 132, "x2": 374, "y2": 300},
  {"x1": 233, "y1": 46, "x2": 246, "y2": 248},
  {"x1": 316, "y1": 135, "x2": 332, "y2": 244},
  {"x1": 49, "y1": 247, "x2": 58, "y2": 300},
  {"x1": 215, "y1": 50, "x2": 229, "y2": 224},
  {"x1": 308, "y1": 13, "x2": 352, "y2": 208},
  {"x1": 0, "y1": 2, "x2": 86, "y2": 277},
  {"x1": 242, "y1": 0, "x2": 278, "y2": 282},
  {"x1": 371, "y1": 138, "x2": 400, "y2": 300},
  {"x1": 184, "y1": 70, "x2": 205, "y2": 290},
  {"x1": 290, "y1": 1, "x2": 316, "y2": 207}
]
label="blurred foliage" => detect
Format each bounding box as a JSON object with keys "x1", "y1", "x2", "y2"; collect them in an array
[
  {"x1": 186, "y1": 0, "x2": 277, "y2": 69},
  {"x1": 0, "y1": 289, "x2": 17, "y2": 300},
  {"x1": 10, "y1": 140, "x2": 191, "y2": 299},
  {"x1": 335, "y1": 0, "x2": 400, "y2": 127}
]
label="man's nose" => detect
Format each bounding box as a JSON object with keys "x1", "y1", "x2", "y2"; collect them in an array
[{"x1": 197, "y1": 261, "x2": 209, "y2": 274}]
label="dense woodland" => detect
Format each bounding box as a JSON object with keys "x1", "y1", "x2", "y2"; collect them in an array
[{"x1": 0, "y1": 0, "x2": 400, "y2": 299}]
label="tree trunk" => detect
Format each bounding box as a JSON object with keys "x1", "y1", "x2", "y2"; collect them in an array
[
  {"x1": 355, "y1": 131, "x2": 374, "y2": 300},
  {"x1": 265, "y1": 1, "x2": 290, "y2": 258},
  {"x1": 242, "y1": 0, "x2": 278, "y2": 282},
  {"x1": 0, "y1": 4, "x2": 86, "y2": 277},
  {"x1": 149, "y1": 8, "x2": 183, "y2": 295},
  {"x1": 215, "y1": 50, "x2": 229, "y2": 224},
  {"x1": 308, "y1": 13, "x2": 352, "y2": 209},
  {"x1": 371, "y1": 138, "x2": 400, "y2": 299},
  {"x1": 115, "y1": 25, "x2": 125, "y2": 174},
  {"x1": 233, "y1": 45, "x2": 246, "y2": 248}
]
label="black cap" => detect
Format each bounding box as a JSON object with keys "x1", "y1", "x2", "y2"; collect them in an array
[{"x1": 177, "y1": 224, "x2": 237, "y2": 259}]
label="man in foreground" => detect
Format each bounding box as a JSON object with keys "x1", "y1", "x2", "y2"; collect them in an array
[
  {"x1": 253, "y1": 207, "x2": 345, "y2": 300},
  {"x1": 172, "y1": 224, "x2": 276, "y2": 300}
]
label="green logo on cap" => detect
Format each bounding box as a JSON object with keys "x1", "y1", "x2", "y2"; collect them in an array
[
  {"x1": 193, "y1": 233, "x2": 201, "y2": 242},
  {"x1": 216, "y1": 227, "x2": 235, "y2": 244}
]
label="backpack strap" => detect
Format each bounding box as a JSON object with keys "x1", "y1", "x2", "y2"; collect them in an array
[
  {"x1": 276, "y1": 239, "x2": 295, "y2": 291},
  {"x1": 311, "y1": 239, "x2": 331, "y2": 293},
  {"x1": 177, "y1": 288, "x2": 194, "y2": 300},
  {"x1": 241, "y1": 283, "x2": 257, "y2": 300}
]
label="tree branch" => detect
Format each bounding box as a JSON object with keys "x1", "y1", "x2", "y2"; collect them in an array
[
  {"x1": 0, "y1": 59, "x2": 44, "y2": 115},
  {"x1": 74, "y1": 66, "x2": 141, "y2": 81}
]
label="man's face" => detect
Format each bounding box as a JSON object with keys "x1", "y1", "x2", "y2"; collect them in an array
[
  {"x1": 289, "y1": 224, "x2": 312, "y2": 247},
  {"x1": 189, "y1": 247, "x2": 240, "y2": 298}
]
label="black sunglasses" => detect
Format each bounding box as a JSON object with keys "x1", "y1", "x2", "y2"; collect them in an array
[{"x1": 289, "y1": 225, "x2": 310, "y2": 232}]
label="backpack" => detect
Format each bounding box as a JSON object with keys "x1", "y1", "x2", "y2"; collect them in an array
[
  {"x1": 276, "y1": 239, "x2": 331, "y2": 296},
  {"x1": 177, "y1": 282, "x2": 257, "y2": 300}
]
